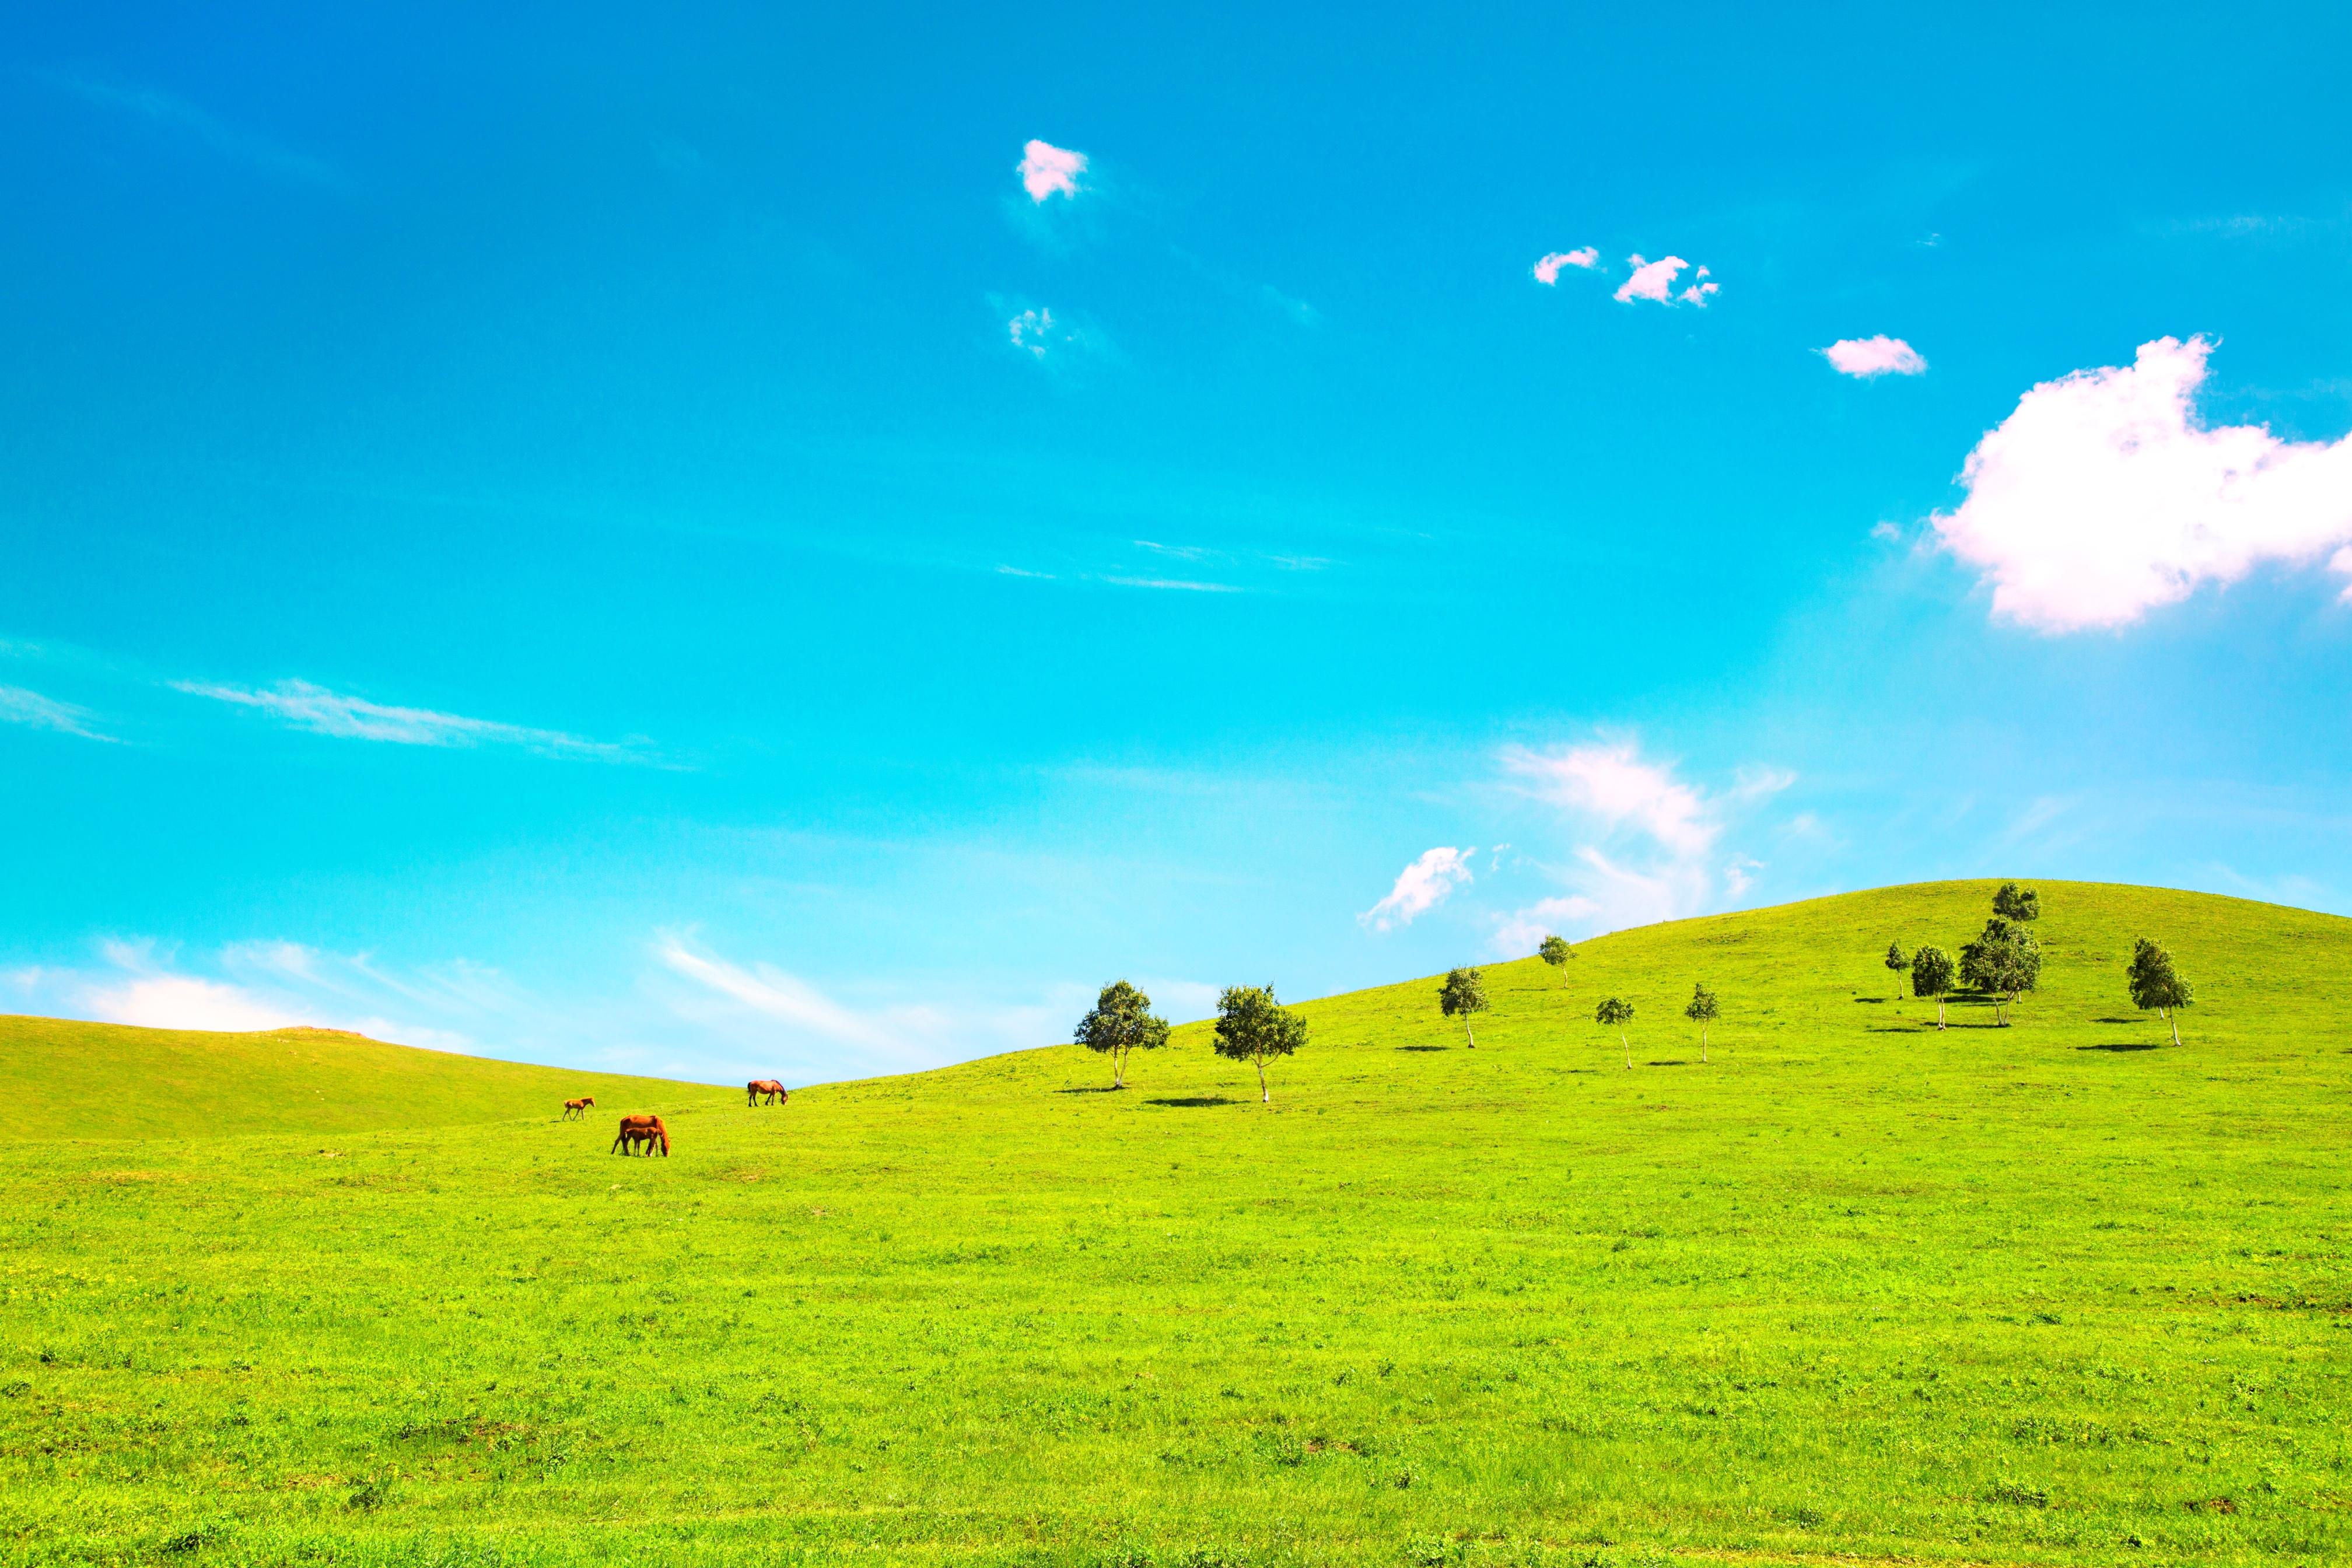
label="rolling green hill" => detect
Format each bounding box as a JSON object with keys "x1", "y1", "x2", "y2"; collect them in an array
[
  {"x1": 1, "y1": 1014, "x2": 720, "y2": 1140},
  {"x1": 3, "y1": 880, "x2": 2349, "y2": 1568}
]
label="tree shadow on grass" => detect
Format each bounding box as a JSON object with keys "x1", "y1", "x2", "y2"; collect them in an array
[
  {"x1": 1864, "y1": 1026, "x2": 1924, "y2": 1034},
  {"x1": 2079, "y1": 1042, "x2": 2161, "y2": 1052},
  {"x1": 1646, "y1": 1059, "x2": 1690, "y2": 1067},
  {"x1": 1144, "y1": 1096, "x2": 1238, "y2": 1108},
  {"x1": 2092, "y1": 1017, "x2": 2146, "y2": 1026},
  {"x1": 1055, "y1": 1086, "x2": 1123, "y2": 1094},
  {"x1": 1853, "y1": 998, "x2": 1886, "y2": 1004},
  {"x1": 1395, "y1": 1045, "x2": 1450, "y2": 1053}
]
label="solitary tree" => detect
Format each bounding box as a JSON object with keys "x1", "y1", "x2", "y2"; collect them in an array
[
  {"x1": 1684, "y1": 983, "x2": 1719, "y2": 1063},
  {"x1": 1213, "y1": 984, "x2": 1308, "y2": 1104},
  {"x1": 1993, "y1": 881, "x2": 2042, "y2": 923},
  {"x1": 1961, "y1": 918, "x2": 2042, "y2": 1025},
  {"x1": 1537, "y1": 935, "x2": 1574, "y2": 984},
  {"x1": 1910, "y1": 944, "x2": 1956, "y2": 1030},
  {"x1": 2126, "y1": 938, "x2": 2194, "y2": 1046},
  {"x1": 1595, "y1": 996, "x2": 1635, "y2": 1069},
  {"x1": 1883, "y1": 941, "x2": 1910, "y2": 1002},
  {"x1": 1438, "y1": 966, "x2": 1489, "y2": 1047},
  {"x1": 1073, "y1": 979, "x2": 1171, "y2": 1090}
]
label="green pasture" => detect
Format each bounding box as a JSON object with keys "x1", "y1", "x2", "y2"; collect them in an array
[
  {"x1": 4, "y1": 1015, "x2": 703, "y2": 1142},
  {"x1": 3, "y1": 879, "x2": 2349, "y2": 1567}
]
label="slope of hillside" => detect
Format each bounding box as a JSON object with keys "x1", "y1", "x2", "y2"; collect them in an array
[
  {"x1": 4, "y1": 880, "x2": 2348, "y2": 1568},
  {"x1": 2, "y1": 1014, "x2": 723, "y2": 1139}
]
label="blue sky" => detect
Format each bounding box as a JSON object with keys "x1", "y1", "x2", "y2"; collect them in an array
[{"x1": 5, "y1": 3, "x2": 2350, "y2": 1084}]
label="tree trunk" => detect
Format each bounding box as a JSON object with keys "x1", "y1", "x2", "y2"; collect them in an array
[
  {"x1": 1113, "y1": 1046, "x2": 1125, "y2": 1089},
  {"x1": 1256, "y1": 1058, "x2": 1269, "y2": 1104},
  {"x1": 1465, "y1": 1019, "x2": 1475, "y2": 1048},
  {"x1": 1622, "y1": 1030, "x2": 1631, "y2": 1069},
  {"x1": 1700, "y1": 1024, "x2": 1708, "y2": 1064},
  {"x1": 2169, "y1": 1013, "x2": 2182, "y2": 1048},
  {"x1": 1937, "y1": 996, "x2": 1946, "y2": 1030}
]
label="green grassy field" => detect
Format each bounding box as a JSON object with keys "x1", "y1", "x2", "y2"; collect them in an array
[
  {"x1": 4, "y1": 1015, "x2": 704, "y2": 1141},
  {"x1": 4, "y1": 879, "x2": 2349, "y2": 1567}
]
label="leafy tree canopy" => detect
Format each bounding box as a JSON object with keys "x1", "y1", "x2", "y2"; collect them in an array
[
  {"x1": 1884, "y1": 941, "x2": 1909, "y2": 971},
  {"x1": 1213, "y1": 985, "x2": 1308, "y2": 1103},
  {"x1": 1438, "y1": 967, "x2": 1489, "y2": 1018},
  {"x1": 1537, "y1": 935, "x2": 1574, "y2": 971},
  {"x1": 1993, "y1": 882, "x2": 2042, "y2": 922},
  {"x1": 1961, "y1": 919, "x2": 2042, "y2": 1021},
  {"x1": 2126, "y1": 939, "x2": 2193, "y2": 1014},
  {"x1": 1910, "y1": 945, "x2": 1955, "y2": 996},
  {"x1": 1594, "y1": 996, "x2": 1634, "y2": 1028},
  {"x1": 1073, "y1": 979, "x2": 1171, "y2": 1088}
]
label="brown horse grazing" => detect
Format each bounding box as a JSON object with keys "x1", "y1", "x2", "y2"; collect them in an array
[
  {"x1": 563, "y1": 1096, "x2": 595, "y2": 1120},
  {"x1": 746, "y1": 1079, "x2": 789, "y2": 1107},
  {"x1": 611, "y1": 1114, "x2": 669, "y2": 1156}
]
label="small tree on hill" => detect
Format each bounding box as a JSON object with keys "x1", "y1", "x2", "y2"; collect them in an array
[
  {"x1": 1961, "y1": 918, "x2": 2041, "y2": 1025},
  {"x1": 1537, "y1": 935, "x2": 1574, "y2": 985},
  {"x1": 1684, "y1": 983, "x2": 1718, "y2": 1063},
  {"x1": 1883, "y1": 942, "x2": 1909, "y2": 1002},
  {"x1": 1438, "y1": 966, "x2": 1489, "y2": 1047},
  {"x1": 1910, "y1": 944, "x2": 1955, "y2": 1030},
  {"x1": 1213, "y1": 984, "x2": 1308, "y2": 1104},
  {"x1": 1595, "y1": 996, "x2": 1635, "y2": 1069},
  {"x1": 1993, "y1": 882, "x2": 2042, "y2": 923},
  {"x1": 2126, "y1": 938, "x2": 2194, "y2": 1046},
  {"x1": 1073, "y1": 979, "x2": 1170, "y2": 1090}
]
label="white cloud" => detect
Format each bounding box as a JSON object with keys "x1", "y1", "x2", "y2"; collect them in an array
[
  {"x1": 1615, "y1": 254, "x2": 1716, "y2": 306},
  {"x1": 1360, "y1": 846, "x2": 1475, "y2": 932},
  {"x1": 0, "y1": 685, "x2": 111, "y2": 740},
  {"x1": 173, "y1": 678, "x2": 643, "y2": 760},
  {"x1": 1494, "y1": 740, "x2": 1790, "y2": 950},
  {"x1": 1006, "y1": 306, "x2": 1097, "y2": 362},
  {"x1": 1492, "y1": 894, "x2": 1597, "y2": 956},
  {"x1": 1931, "y1": 335, "x2": 2352, "y2": 631},
  {"x1": 1096, "y1": 576, "x2": 1242, "y2": 593},
  {"x1": 1503, "y1": 741, "x2": 1716, "y2": 856},
  {"x1": 83, "y1": 940, "x2": 306, "y2": 1032},
  {"x1": 1822, "y1": 335, "x2": 1927, "y2": 377},
  {"x1": 653, "y1": 935, "x2": 1082, "y2": 1076},
  {"x1": 1018, "y1": 139, "x2": 1086, "y2": 202},
  {"x1": 1532, "y1": 248, "x2": 1599, "y2": 284}
]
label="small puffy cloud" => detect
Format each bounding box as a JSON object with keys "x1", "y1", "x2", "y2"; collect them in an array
[
  {"x1": 1018, "y1": 139, "x2": 1086, "y2": 202},
  {"x1": 83, "y1": 941, "x2": 306, "y2": 1032},
  {"x1": 1360, "y1": 846, "x2": 1475, "y2": 932},
  {"x1": 1616, "y1": 253, "x2": 1717, "y2": 306},
  {"x1": 0, "y1": 684, "x2": 111, "y2": 740},
  {"x1": 1871, "y1": 521, "x2": 1903, "y2": 541},
  {"x1": 1823, "y1": 335, "x2": 1927, "y2": 377},
  {"x1": 1503, "y1": 741, "x2": 1715, "y2": 857},
  {"x1": 174, "y1": 677, "x2": 642, "y2": 761},
  {"x1": 1931, "y1": 335, "x2": 2352, "y2": 631},
  {"x1": 1006, "y1": 306, "x2": 1098, "y2": 362},
  {"x1": 1532, "y1": 248, "x2": 1599, "y2": 285}
]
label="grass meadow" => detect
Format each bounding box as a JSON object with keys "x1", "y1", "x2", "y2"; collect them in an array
[{"x1": 4, "y1": 880, "x2": 2349, "y2": 1567}]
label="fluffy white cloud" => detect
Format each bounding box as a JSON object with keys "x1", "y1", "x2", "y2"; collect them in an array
[
  {"x1": 1006, "y1": 306, "x2": 1093, "y2": 362},
  {"x1": 1822, "y1": 335, "x2": 1927, "y2": 377},
  {"x1": 86, "y1": 971, "x2": 303, "y2": 1032},
  {"x1": 1018, "y1": 139, "x2": 1086, "y2": 202},
  {"x1": 1616, "y1": 254, "x2": 1717, "y2": 306},
  {"x1": 1359, "y1": 846, "x2": 1475, "y2": 932},
  {"x1": 174, "y1": 678, "x2": 639, "y2": 760},
  {"x1": 1932, "y1": 335, "x2": 2352, "y2": 631},
  {"x1": 1532, "y1": 248, "x2": 1599, "y2": 284},
  {"x1": 0, "y1": 684, "x2": 110, "y2": 740}
]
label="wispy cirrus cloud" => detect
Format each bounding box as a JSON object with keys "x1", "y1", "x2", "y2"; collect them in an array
[
  {"x1": 1360, "y1": 846, "x2": 1475, "y2": 932},
  {"x1": 1494, "y1": 738, "x2": 1792, "y2": 949},
  {"x1": 1017, "y1": 139, "x2": 1087, "y2": 202},
  {"x1": 1931, "y1": 335, "x2": 2352, "y2": 631},
  {"x1": 1822, "y1": 336, "x2": 1927, "y2": 377},
  {"x1": 172, "y1": 678, "x2": 650, "y2": 762},
  {"x1": 46, "y1": 72, "x2": 345, "y2": 190},
  {"x1": 0, "y1": 684, "x2": 113, "y2": 741}
]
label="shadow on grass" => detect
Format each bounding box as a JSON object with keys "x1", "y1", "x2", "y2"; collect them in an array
[
  {"x1": 1646, "y1": 1059, "x2": 1691, "y2": 1067},
  {"x1": 2080, "y1": 1042, "x2": 2161, "y2": 1052},
  {"x1": 2092, "y1": 1017, "x2": 2147, "y2": 1025},
  {"x1": 1395, "y1": 1045, "x2": 1451, "y2": 1053},
  {"x1": 1055, "y1": 1086, "x2": 1123, "y2": 1095},
  {"x1": 1853, "y1": 998, "x2": 1886, "y2": 1005},
  {"x1": 1864, "y1": 1026, "x2": 1924, "y2": 1034},
  {"x1": 1144, "y1": 1096, "x2": 1238, "y2": 1108}
]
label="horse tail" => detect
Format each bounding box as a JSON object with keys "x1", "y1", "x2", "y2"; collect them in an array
[{"x1": 654, "y1": 1115, "x2": 670, "y2": 1156}]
